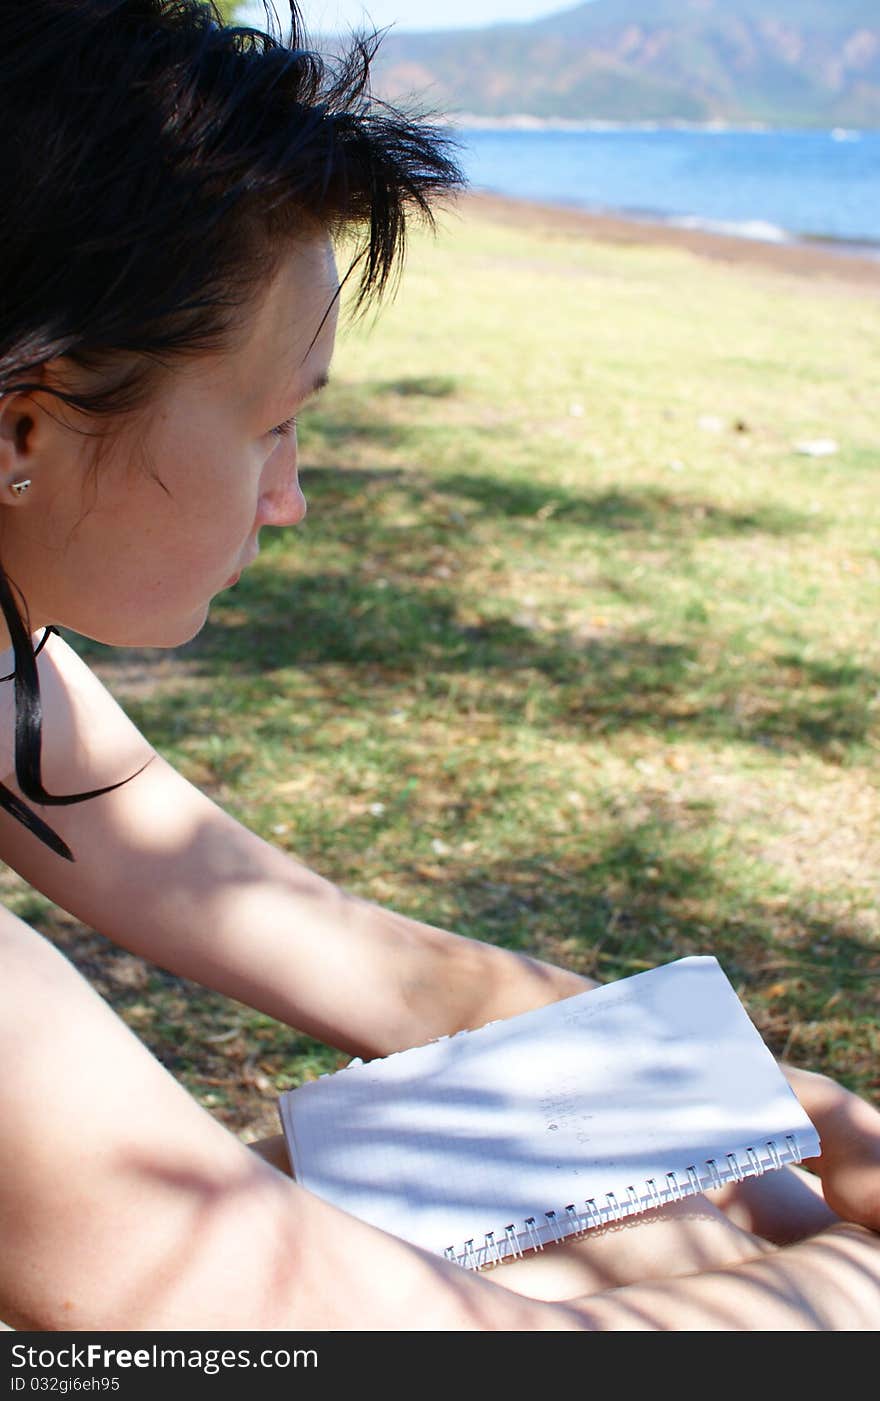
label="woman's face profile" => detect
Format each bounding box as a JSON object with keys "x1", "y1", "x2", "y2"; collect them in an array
[{"x1": 0, "y1": 235, "x2": 339, "y2": 650}]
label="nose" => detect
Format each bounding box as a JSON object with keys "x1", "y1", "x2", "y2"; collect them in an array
[
  {"x1": 260, "y1": 474, "x2": 307, "y2": 527},
  {"x1": 259, "y1": 436, "x2": 307, "y2": 527}
]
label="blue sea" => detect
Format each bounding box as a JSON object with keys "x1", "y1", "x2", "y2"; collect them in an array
[{"x1": 454, "y1": 126, "x2": 880, "y2": 257}]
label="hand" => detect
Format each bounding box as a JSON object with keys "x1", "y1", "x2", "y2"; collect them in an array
[{"x1": 784, "y1": 1065, "x2": 880, "y2": 1233}]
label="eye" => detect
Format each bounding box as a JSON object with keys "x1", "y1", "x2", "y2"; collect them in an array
[{"x1": 269, "y1": 415, "x2": 297, "y2": 439}]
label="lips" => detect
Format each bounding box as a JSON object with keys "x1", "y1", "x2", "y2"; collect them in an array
[{"x1": 224, "y1": 543, "x2": 260, "y2": 589}]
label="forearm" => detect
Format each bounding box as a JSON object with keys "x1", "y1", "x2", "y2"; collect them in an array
[
  {"x1": 154, "y1": 803, "x2": 592, "y2": 1057},
  {"x1": 6, "y1": 753, "x2": 590, "y2": 1059},
  {"x1": 278, "y1": 886, "x2": 593, "y2": 1058},
  {"x1": 130, "y1": 831, "x2": 591, "y2": 1059},
  {"x1": 138, "y1": 863, "x2": 592, "y2": 1060},
  {"x1": 2, "y1": 638, "x2": 591, "y2": 1055}
]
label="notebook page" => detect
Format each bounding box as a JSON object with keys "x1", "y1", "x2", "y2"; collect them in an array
[{"x1": 280, "y1": 957, "x2": 820, "y2": 1264}]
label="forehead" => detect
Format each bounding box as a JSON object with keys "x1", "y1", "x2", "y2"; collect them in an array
[{"x1": 194, "y1": 234, "x2": 340, "y2": 409}]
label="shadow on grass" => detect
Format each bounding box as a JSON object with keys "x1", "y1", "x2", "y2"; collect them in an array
[
  {"x1": 295, "y1": 463, "x2": 811, "y2": 539},
  {"x1": 378, "y1": 375, "x2": 458, "y2": 398},
  {"x1": 394, "y1": 806, "x2": 879, "y2": 1093},
  {"x1": 72, "y1": 440, "x2": 869, "y2": 764},
  {"x1": 47, "y1": 395, "x2": 879, "y2": 1109},
  {"x1": 431, "y1": 472, "x2": 806, "y2": 536},
  {"x1": 88, "y1": 558, "x2": 876, "y2": 763},
  {"x1": 449, "y1": 853, "x2": 880, "y2": 991}
]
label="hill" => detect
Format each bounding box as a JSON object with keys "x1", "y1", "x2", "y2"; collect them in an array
[{"x1": 364, "y1": 0, "x2": 880, "y2": 128}]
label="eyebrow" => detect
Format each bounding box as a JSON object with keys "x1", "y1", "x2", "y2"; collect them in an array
[
  {"x1": 273, "y1": 370, "x2": 329, "y2": 422},
  {"x1": 291, "y1": 370, "x2": 329, "y2": 411},
  {"x1": 307, "y1": 371, "x2": 330, "y2": 399}
]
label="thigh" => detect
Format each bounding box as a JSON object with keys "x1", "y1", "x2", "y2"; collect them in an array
[
  {"x1": 483, "y1": 1196, "x2": 774, "y2": 1301},
  {"x1": 248, "y1": 1135, "x2": 777, "y2": 1304}
]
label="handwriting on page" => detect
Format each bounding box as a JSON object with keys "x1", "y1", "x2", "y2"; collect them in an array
[{"x1": 540, "y1": 1074, "x2": 595, "y2": 1148}]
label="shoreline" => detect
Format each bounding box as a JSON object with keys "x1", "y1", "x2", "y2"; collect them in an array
[{"x1": 462, "y1": 190, "x2": 880, "y2": 290}]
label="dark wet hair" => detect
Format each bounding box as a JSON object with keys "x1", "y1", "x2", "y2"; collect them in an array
[{"x1": 0, "y1": 0, "x2": 463, "y2": 859}]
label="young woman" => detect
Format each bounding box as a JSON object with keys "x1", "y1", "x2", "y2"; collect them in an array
[{"x1": 1, "y1": 1, "x2": 878, "y2": 1331}]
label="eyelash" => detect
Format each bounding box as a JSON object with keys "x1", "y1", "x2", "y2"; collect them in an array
[{"x1": 270, "y1": 416, "x2": 297, "y2": 439}]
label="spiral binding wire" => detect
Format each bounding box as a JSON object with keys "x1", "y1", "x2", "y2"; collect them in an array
[{"x1": 443, "y1": 1135, "x2": 806, "y2": 1271}]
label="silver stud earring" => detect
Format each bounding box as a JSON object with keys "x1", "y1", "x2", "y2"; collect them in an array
[{"x1": 10, "y1": 479, "x2": 31, "y2": 497}]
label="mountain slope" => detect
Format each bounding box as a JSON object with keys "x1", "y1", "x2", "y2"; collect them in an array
[{"x1": 367, "y1": 0, "x2": 880, "y2": 127}]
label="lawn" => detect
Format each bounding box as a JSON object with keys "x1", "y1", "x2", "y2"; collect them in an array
[{"x1": 4, "y1": 197, "x2": 878, "y2": 1136}]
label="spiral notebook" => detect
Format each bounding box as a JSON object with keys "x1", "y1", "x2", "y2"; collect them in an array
[{"x1": 278, "y1": 956, "x2": 820, "y2": 1270}]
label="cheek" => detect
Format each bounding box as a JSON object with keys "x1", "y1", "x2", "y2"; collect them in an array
[
  {"x1": 91, "y1": 424, "x2": 267, "y2": 580},
  {"x1": 155, "y1": 443, "x2": 261, "y2": 548}
]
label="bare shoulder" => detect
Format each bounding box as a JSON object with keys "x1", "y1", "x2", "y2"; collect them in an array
[
  {"x1": 0, "y1": 631, "x2": 152, "y2": 804},
  {"x1": 17, "y1": 632, "x2": 154, "y2": 791},
  {"x1": 0, "y1": 631, "x2": 157, "y2": 885}
]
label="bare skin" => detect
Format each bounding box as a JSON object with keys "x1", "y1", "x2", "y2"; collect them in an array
[
  {"x1": 0, "y1": 638, "x2": 878, "y2": 1330},
  {"x1": 0, "y1": 240, "x2": 878, "y2": 1331},
  {"x1": 3, "y1": 886, "x2": 880, "y2": 1331}
]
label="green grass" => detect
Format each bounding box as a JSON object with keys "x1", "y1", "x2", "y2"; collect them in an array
[{"x1": 5, "y1": 202, "x2": 878, "y2": 1134}]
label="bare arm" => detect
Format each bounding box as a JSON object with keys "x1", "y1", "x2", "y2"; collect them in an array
[
  {"x1": 0, "y1": 633, "x2": 590, "y2": 1063},
  {"x1": 783, "y1": 1065, "x2": 880, "y2": 1232},
  {"x1": 4, "y1": 908, "x2": 879, "y2": 1333},
  {"x1": 4, "y1": 637, "x2": 879, "y2": 1330},
  {"x1": 698, "y1": 1067, "x2": 880, "y2": 1245},
  {"x1": 0, "y1": 906, "x2": 560, "y2": 1331}
]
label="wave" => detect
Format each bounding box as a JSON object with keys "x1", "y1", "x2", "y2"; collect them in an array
[
  {"x1": 659, "y1": 212, "x2": 879, "y2": 259},
  {"x1": 668, "y1": 213, "x2": 793, "y2": 244}
]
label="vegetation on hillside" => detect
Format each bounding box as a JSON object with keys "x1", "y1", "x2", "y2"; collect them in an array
[{"x1": 367, "y1": 0, "x2": 880, "y2": 127}]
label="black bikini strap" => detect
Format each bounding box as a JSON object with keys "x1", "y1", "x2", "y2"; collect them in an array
[{"x1": 0, "y1": 624, "x2": 59, "y2": 683}]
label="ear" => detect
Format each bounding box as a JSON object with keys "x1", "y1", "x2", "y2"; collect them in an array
[{"x1": 0, "y1": 386, "x2": 45, "y2": 506}]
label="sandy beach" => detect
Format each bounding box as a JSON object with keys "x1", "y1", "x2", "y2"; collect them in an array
[{"x1": 464, "y1": 190, "x2": 880, "y2": 291}]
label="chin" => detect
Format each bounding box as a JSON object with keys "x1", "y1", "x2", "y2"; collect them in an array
[
  {"x1": 144, "y1": 610, "x2": 212, "y2": 649},
  {"x1": 70, "y1": 605, "x2": 211, "y2": 650}
]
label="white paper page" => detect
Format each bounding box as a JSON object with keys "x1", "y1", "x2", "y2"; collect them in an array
[{"x1": 280, "y1": 957, "x2": 820, "y2": 1265}]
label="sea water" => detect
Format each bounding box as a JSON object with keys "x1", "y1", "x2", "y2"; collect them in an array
[{"x1": 454, "y1": 125, "x2": 880, "y2": 256}]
